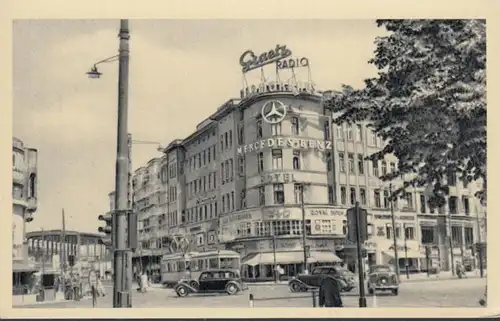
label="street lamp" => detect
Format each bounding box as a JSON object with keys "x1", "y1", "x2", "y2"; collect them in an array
[
  {"x1": 403, "y1": 223, "x2": 409, "y2": 279},
  {"x1": 87, "y1": 19, "x2": 132, "y2": 308}
]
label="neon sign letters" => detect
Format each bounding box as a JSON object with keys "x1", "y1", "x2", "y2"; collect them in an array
[
  {"x1": 239, "y1": 44, "x2": 292, "y2": 73},
  {"x1": 276, "y1": 57, "x2": 309, "y2": 70}
]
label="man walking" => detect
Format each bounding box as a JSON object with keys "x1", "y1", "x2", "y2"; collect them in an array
[{"x1": 318, "y1": 275, "x2": 343, "y2": 307}]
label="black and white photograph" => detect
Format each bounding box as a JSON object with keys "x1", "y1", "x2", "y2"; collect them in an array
[{"x1": 6, "y1": 11, "x2": 491, "y2": 315}]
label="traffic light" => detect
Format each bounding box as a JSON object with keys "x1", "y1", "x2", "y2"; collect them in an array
[
  {"x1": 346, "y1": 206, "x2": 369, "y2": 244},
  {"x1": 98, "y1": 212, "x2": 115, "y2": 249}
]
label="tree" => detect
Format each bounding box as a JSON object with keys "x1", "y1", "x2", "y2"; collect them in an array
[{"x1": 325, "y1": 20, "x2": 486, "y2": 207}]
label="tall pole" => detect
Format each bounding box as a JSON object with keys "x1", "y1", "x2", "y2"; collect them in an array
[
  {"x1": 448, "y1": 211, "x2": 455, "y2": 276},
  {"x1": 61, "y1": 209, "x2": 66, "y2": 276},
  {"x1": 300, "y1": 184, "x2": 308, "y2": 274},
  {"x1": 389, "y1": 184, "x2": 400, "y2": 281},
  {"x1": 126, "y1": 133, "x2": 133, "y2": 306},
  {"x1": 41, "y1": 228, "x2": 45, "y2": 289},
  {"x1": 272, "y1": 230, "x2": 277, "y2": 283},
  {"x1": 354, "y1": 202, "x2": 367, "y2": 308},
  {"x1": 403, "y1": 223, "x2": 409, "y2": 279},
  {"x1": 113, "y1": 19, "x2": 131, "y2": 308}
]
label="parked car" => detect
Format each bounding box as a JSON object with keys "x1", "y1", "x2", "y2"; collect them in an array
[
  {"x1": 367, "y1": 265, "x2": 399, "y2": 295},
  {"x1": 288, "y1": 266, "x2": 355, "y2": 293},
  {"x1": 174, "y1": 269, "x2": 248, "y2": 297}
]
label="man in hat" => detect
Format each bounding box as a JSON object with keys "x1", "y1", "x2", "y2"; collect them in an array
[{"x1": 318, "y1": 274, "x2": 344, "y2": 308}]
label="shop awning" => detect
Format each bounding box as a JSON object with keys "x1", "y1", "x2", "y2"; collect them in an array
[
  {"x1": 383, "y1": 249, "x2": 425, "y2": 259},
  {"x1": 242, "y1": 251, "x2": 342, "y2": 266}
]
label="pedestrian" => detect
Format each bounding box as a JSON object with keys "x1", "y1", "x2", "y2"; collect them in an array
[
  {"x1": 97, "y1": 278, "x2": 106, "y2": 297},
  {"x1": 318, "y1": 275, "x2": 343, "y2": 308},
  {"x1": 140, "y1": 271, "x2": 149, "y2": 293}
]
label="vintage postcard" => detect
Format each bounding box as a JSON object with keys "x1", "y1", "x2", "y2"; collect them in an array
[{"x1": 1, "y1": 0, "x2": 497, "y2": 319}]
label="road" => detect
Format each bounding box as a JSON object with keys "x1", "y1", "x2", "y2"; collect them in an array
[{"x1": 17, "y1": 278, "x2": 486, "y2": 308}]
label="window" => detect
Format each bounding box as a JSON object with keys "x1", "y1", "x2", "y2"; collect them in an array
[
  {"x1": 370, "y1": 130, "x2": 377, "y2": 146},
  {"x1": 222, "y1": 195, "x2": 226, "y2": 213},
  {"x1": 372, "y1": 160, "x2": 379, "y2": 177},
  {"x1": 238, "y1": 124, "x2": 245, "y2": 145},
  {"x1": 381, "y1": 161, "x2": 387, "y2": 176},
  {"x1": 449, "y1": 196, "x2": 458, "y2": 214},
  {"x1": 385, "y1": 224, "x2": 392, "y2": 240},
  {"x1": 348, "y1": 153, "x2": 355, "y2": 174},
  {"x1": 340, "y1": 186, "x2": 347, "y2": 205},
  {"x1": 404, "y1": 225, "x2": 415, "y2": 240},
  {"x1": 390, "y1": 162, "x2": 396, "y2": 173},
  {"x1": 420, "y1": 194, "x2": 426, "y2": 213},
  {"x1": 342, "y1": 220, "x2": 348, "y2": 235},
  {"x1": 229, "y1": 158, "x2": 234, "y2": 180},
  {"x1": 293, "y1": 150, "x2": 301, "y2": 170},
  {"x1": 374, "y1": 189, "x2": 381, "y2": 208},
  {"x1": 451, "y1": 226, "x2": 462, "y2": 246},
  {"x1": 224, "y1": 132, "x2": 229, "y2": 149},
  {"x1": 257, "y1": 152, "x2": 264, "y2": 173},
  {"x1": 240, "y1": 190, "x2": 246, "y2": 209},
  {"x1": 229, "y1": 130, "x2": 233, "y2": 148},
  {"x1": 238, "y1": 156, "x2": 245, "y2": 175},
  {"x1": 347, "y1": 124, "x2": 353, "y2": 140},
  {"x1": 259, "y1": 186, "x2": 266, "y2": 205},
  {"x1": 464, "y1": 227, "x2": 474, "y2": 245},
  {"x1": 324, "y1": 121, "x2": 330, "y2": 140},
  {"x1": 273, "y1": 184, "x2": 285, "y2": 204},
  {"x1": 336, "y1": 125, "x2": 343, "y2": 139},
  {"x1": 360, "y1": 188, "x2": 366, "y2": 205},
  {"x1": 257, "y1": 119, "x2": 263, "y2": 138},
  {"x1": 294, "y1": 184, "x2": 303, "y2": 204},
  {"x1": 326, "y1": 152, "x2": 332, "y2": 171},
  {"x1": 231, "y1": 191, "x2": 235, "y2": 211},
  {"x1": 356, "y1": 124, "x2": 363, "y2": 141},
  {"x1": 225, "y1": 160, "x2": 230, "y2": 182},
  {"x1": 328, "y1": 185, "x2": 334, "y2": 204},
  {"x1": 447, "y1": 171, "x2": 457, "y2": 186},
  {"x1": 291, "y1": 117, "x2": 299, "y2": 135},
  {"x1": 462, "y1": 196, "x2": 470, "y2": 215},
  {"x1": 395, "y1": 225, "x2": 401, "y2": 238},
  {"x1": 207, "y1": 148, "x2": 211, "y2": 163},
  {"x1": 350, "y1": 187, "x2": 356, "y2": 205},
  {"x1": 339, "y1": 152, "x2": 345, "y2": 172},
  {"x1": 405, "y1": 192, "x2": 413, "y2": 209},
  {"x1": 421, "y1": 226, "x2": 435, "y2": 244},
  {"x1": 220, "y1": 135, "x2": 224, "y2": 151},
  {"x1": 358, "y1": 155, "x2": 364, "y2": 174},
  {"x1": 203, "y1": 150, "x2": 207, "y2": 166},
  {"x1": 221, "y1": 162, "x2": 225, "y2": 184},
  {"x1": 272, "y1": 149, "x2": 283, "y2": 170},
  {"x1": 271, "y1": 122, "x2": 282, "y2": 136}
]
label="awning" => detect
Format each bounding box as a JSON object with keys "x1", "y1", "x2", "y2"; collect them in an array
[
  {"x1": 242, "y1": 251, "x2": 341, "y2": 266},
  {"x1": 13, "y1": 262, "x2": 38, "y2": 273},
  {"x1": 383, "y1": 249, "x2": 425, "y2": 259}
]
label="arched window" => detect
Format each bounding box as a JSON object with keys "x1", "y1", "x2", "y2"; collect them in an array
[{"x1": 28, "y1": 173, "x2": 36, "y2": 198}]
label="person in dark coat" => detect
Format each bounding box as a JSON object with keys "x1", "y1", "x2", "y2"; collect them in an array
[{"x1": 318, "y1": 275, "x2": 343, "y2": 307}]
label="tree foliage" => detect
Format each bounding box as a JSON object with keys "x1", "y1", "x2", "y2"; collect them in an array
[{"x1": 324, "y1": 20, "x2": 486, "y2": 207}]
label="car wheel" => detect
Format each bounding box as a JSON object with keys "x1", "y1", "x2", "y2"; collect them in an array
[
  {"x1": 189, "y1": 280, "x2": 198, "y2": 290},
  {"x1": 392, "y1": 288, "x2": 398, "y2": 296},
  {"x1": 176, "y1": 285, "x2": 189, "y2": 297},
  {"x1": 226, "y1": 283, "x2": 238, "y2": 295},
  {"x1": 289, "y1": 281, "x2": 301, "y2": 293}
]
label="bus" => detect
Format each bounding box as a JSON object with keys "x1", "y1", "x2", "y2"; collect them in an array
[{"x1": 160, "y1": 250, "x2": 241, "y2": 287}]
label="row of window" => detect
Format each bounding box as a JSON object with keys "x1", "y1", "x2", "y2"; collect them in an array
[
  {"x1": 187, "y1": 172, "x2": 217, "y2": 199},
  {"x1": 421, "y1": 226, "x2": 475, "y2": 245},
  {"x1": 188, "y1": 145, "x2": 217, "y2": 172},
  {"x1": 258, "y1": 183, "x2": 303, "y2": 206},
  {"x1": 221, "y1": 159, "x2": 235, "y2": 184},
  {"x1": 253, "y1": 116, "x2": 301, "y2": 141},
  {"x1": 186, "y1": 201, "x2": 218, "y2": 223},
  {"x1": 255, "y1": 150, "x2": 302, "y2": 173},
  {"x1": 220, "y1": 130, "x2": 234, "y2": 152},
  {"x1": 221, "y1": 191, "x2": 235, "y2": 214}
]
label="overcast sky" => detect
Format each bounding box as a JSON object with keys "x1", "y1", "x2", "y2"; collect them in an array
[{"x1": 13, "y1": 19, "x2": 387, "y2": 234}]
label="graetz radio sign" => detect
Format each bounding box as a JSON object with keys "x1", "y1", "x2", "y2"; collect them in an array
[{"x1": 240, "y1": 44, "x2": 292, "y2": 73}]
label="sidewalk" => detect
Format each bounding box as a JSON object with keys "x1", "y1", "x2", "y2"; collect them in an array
[{"x1": 13, "y1": 293, "x2": 92, "y2": 307}]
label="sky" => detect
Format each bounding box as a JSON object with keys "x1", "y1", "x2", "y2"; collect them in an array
[{"x1": 13, "y1": 19, "x2": 387, "y2": 234}]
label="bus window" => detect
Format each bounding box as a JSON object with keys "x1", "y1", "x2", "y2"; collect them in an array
[
  {"x1": 220, "y1": 257, "x2": 239, "y2": 269},
  {"x1": 209, "y1": 258, "x2": 218, "y2": 269}
]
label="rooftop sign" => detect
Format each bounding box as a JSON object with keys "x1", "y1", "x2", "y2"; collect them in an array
[{"x1": 239, "y1": 44, "x2": 292, "y2": 73}]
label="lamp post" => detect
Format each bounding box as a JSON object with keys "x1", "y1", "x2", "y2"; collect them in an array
[
  {"x1": 389, "y1": 184, "x2": 400, "y2": 281},
  {"x1": 403, "y1": 223, "x2": 409, "y2": 279},
  {"x1": 88, "y1": 19, "x2": 131, "y2": 308},
  {"x1": 300, "y1": 183, "x2": 308, "y2": 275}
]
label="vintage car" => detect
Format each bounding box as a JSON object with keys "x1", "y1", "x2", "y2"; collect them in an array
[
  {"x1": 174, "y1": 269, "x2": 248, "y2": 297},
  {"x1": 367, "y1": 265, "x2": 399, "y2": 295},
  {"x1": 288, "y1": 265, "x2": 356, "y2": 293}
]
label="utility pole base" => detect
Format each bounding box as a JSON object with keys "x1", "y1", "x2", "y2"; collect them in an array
[{"x1": 359, "y1": 297, "x2": 367, "y2": 308}]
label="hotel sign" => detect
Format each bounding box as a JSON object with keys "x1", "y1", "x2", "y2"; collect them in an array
[
  {"x1": 309, "y1": 209, "x2": 345, "y2": 217},
  {"x1": 240, "y1": 44, "x2": 292, "y2": 73},
  {"x1": 237, "y1": 138, "x2": 332, "y2": 155},
  {"x1": 261, "y1": 173, "x2": 296, "y2": 184}
]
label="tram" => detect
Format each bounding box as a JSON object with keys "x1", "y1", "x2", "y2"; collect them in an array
[{"x1": 160, "y1": 250, "x2": 241, "y2": 287}]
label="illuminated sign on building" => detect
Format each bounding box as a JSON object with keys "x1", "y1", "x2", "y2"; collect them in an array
[
  {"x1": 237, "y1": 138, "x2": 332, "y2": 155},
  {"x1": 239, "y1": 44, "x2": 293, "y2": 73},
  {"x1": 276, "y1": 57, "x2": 310, "y2": 70}
]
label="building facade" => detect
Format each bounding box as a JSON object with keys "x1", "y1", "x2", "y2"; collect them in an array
[
  {"x1": 117, "y1": 84, "x2": 486, "y2": 279},
  {"x1": 12, "y1": 137, "x2": 38, "y2": 265},
  {"x1": 26, "y1": 230, "x2": 112, "y2": 277}
]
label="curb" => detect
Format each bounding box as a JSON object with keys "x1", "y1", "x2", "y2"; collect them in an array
[{"x1": 13, "y1": 296, "x2": 92, "y2": 307}]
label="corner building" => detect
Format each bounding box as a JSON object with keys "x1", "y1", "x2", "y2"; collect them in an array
[{"x1": 132, "y1": 88, "x2": 486, "y2": 280}]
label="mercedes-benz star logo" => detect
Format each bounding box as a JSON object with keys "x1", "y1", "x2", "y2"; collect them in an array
[{"x1": 261, "y1": 100, "x2": 287, "y2": 124}]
